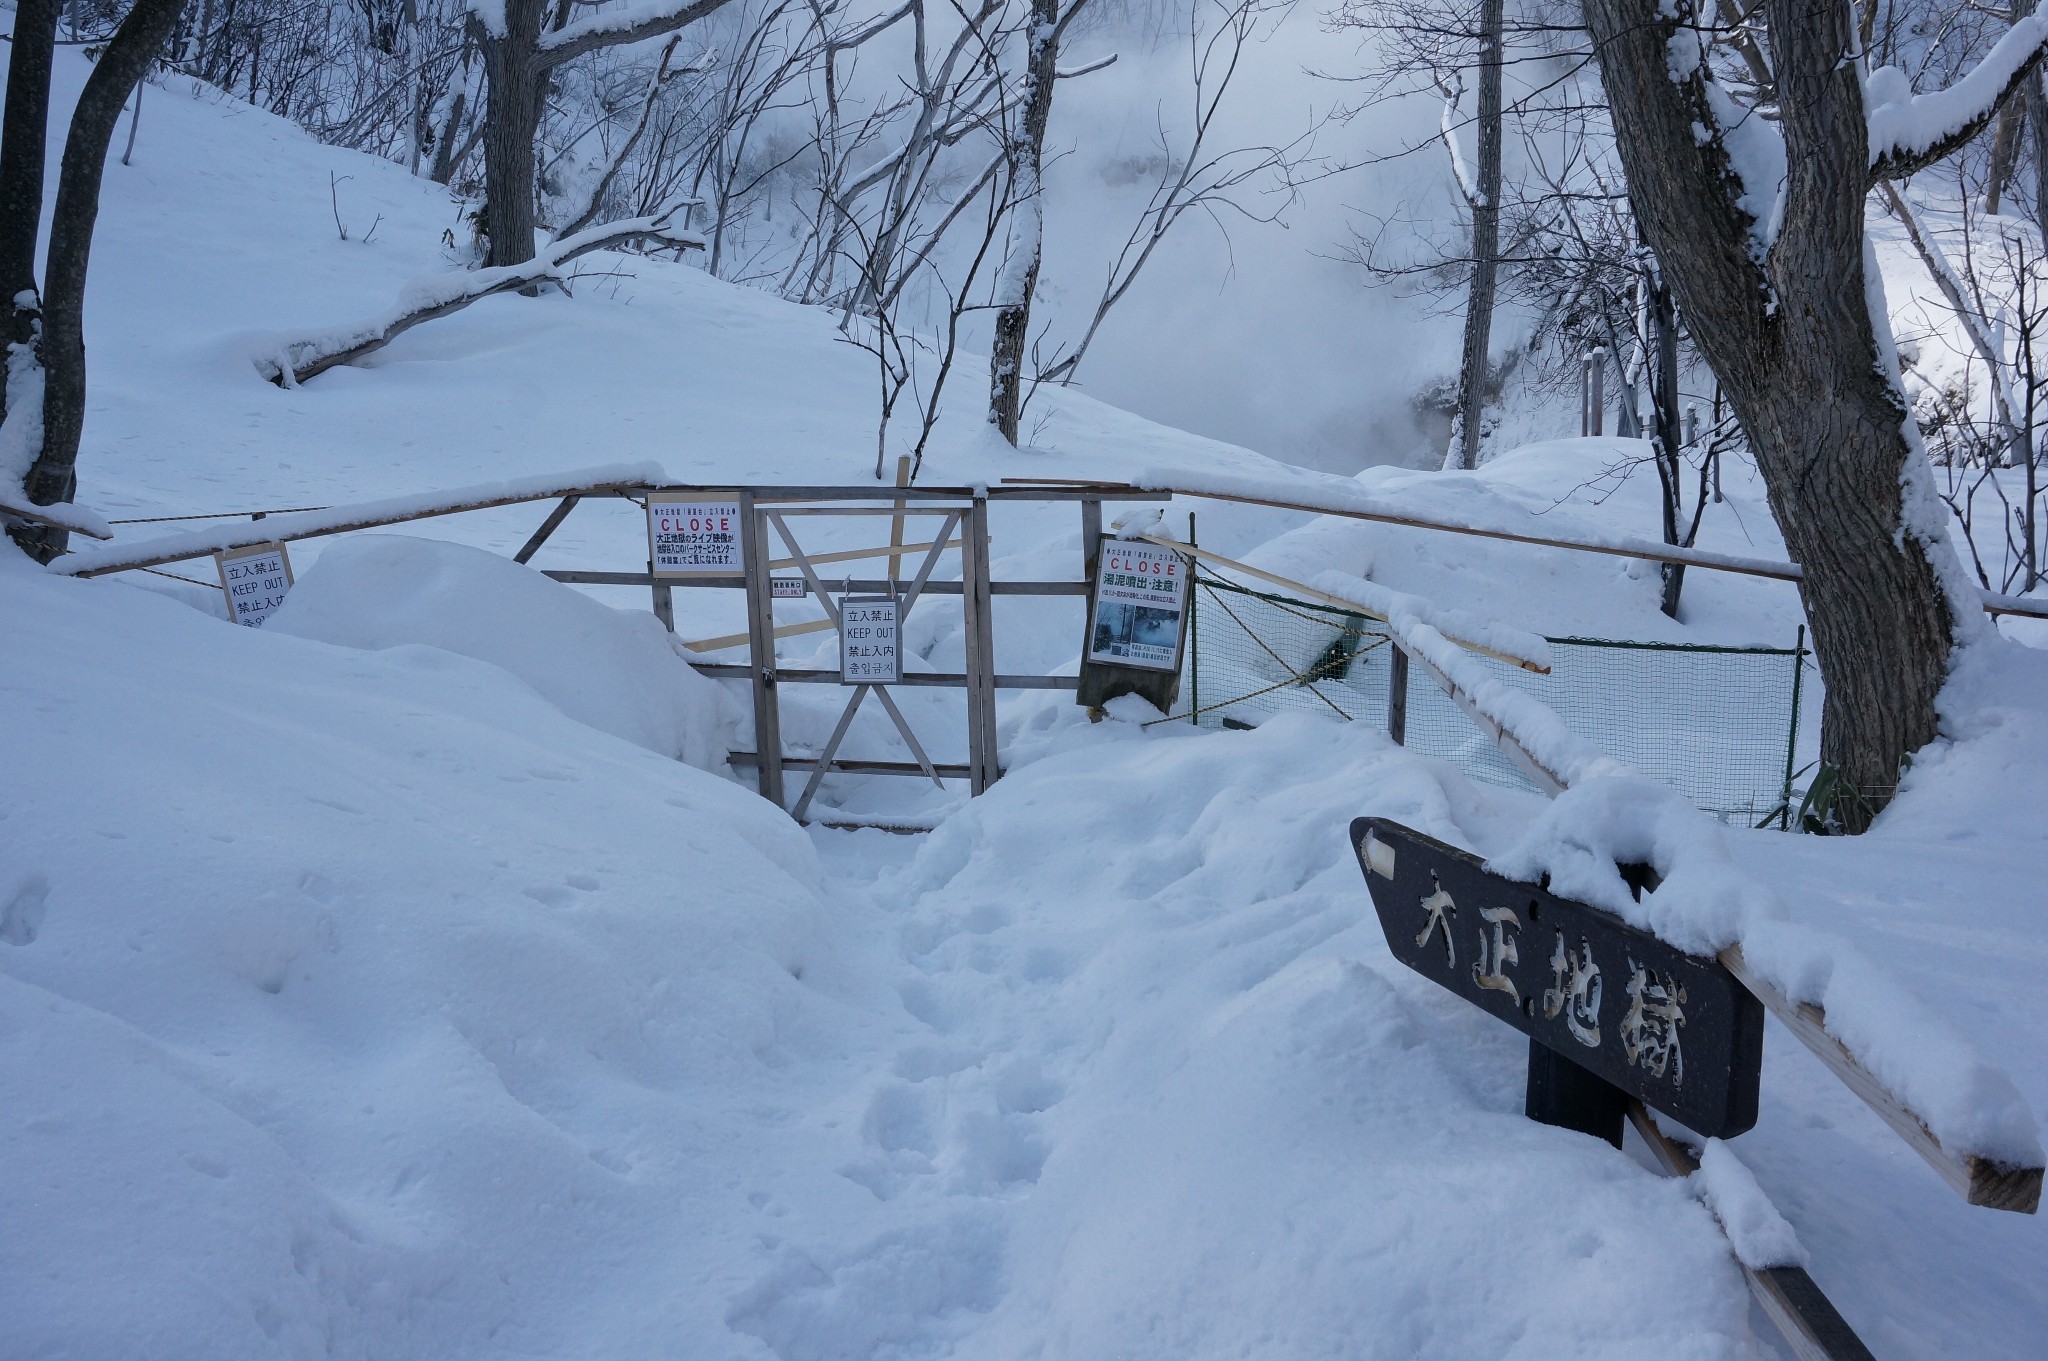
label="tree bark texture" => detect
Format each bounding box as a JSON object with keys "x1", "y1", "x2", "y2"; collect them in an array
[
  {"x1": 1448, "y1": 0, "x2": 1503, "y2": 472},
  {"x1": 476, "y1": 0, "x2": 545, "y2": 269},
  {"x1": 1583, "y1": 0, "x2": 1966, "y2": 827},
  {"x1": 15, "y1": 0, "x2": 184, "y2": 563},
  {"x1": 989, "y1": 0, "x2": 1060, "y2": 445},
  {"x1": 0, "y1": 0, "x2": 60, "y2": 414},
  {"x1": 473, "y1": 0, "x2": 738, "y2": 269},
  {"x1": 1648, "y1": 265, "x2": 1686, "y2": 616}
]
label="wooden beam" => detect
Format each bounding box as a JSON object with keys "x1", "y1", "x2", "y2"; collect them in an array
[
  {"x1": 1625, "y1": 1103, "x2": 1877, "y2": 1360},
  {"x1": 1719, "y1": 946, "x2": 2043, "y2": 1214},
  {"x1": 681, "y1": 616, "x2": 835, "y2": 654},
  {"x1": 513, "y1": 495, "x2": 581, "y2": 564},
  {"x1": 55, "y1": 468, "x2": 661, "y2": 576},
  {"x1": 766, "y1": 539, "x2": 953, "y2": 572},
  {"x1": 1138, "y1": 533, "x2": 1550, "y2": 673},
  {"x1": 1150, "y1": 482, "x2": 2048, "y2": 621}
]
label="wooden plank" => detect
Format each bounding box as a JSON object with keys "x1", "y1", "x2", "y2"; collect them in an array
[
  {"x1": 1395, "y1": 637, "x2": 1568, "y2": 795},
  {"x1": 1719, "y1": 946, "x2": 2043, "y2": 1214},
  {"x1": 728, "y1": 753, "x2": 973, "y2": 779},
  {"x1": 1158, "y1": 482, "x2": 2048, "y2": 620},
  {"x1": 961, "y1": 495, "x2": 1001, "y2": 794},
  {"x1": 1159, "y1": 484, "x2": 1807, "y2": 583},
  {"x1": 1386, "y1": 645, "x2": 1409, "y2": 745},
  {"x1": 739, "y1": 491, "x2": 783, "y2": 809},
  {"x1": 57, "y1": 469, "x2": 659, "y2": 576},
  {"x1": 1625, "y1": 1104, "x2": 1877, "y2": 1361},
  {"x1": 544, "y1": 570, "x2": 745, "y2": 588},
  {"x1": 688, "y1": 664, "x2": 1077, "y2": 690},
  {"x1": 1139, "y1": 533, "x2": 1549, "y2": 673},
  {"x1": 682, "y1": 617, "x2": 836, "y2": 654},
  {"x1": 0, "y1": 495, "x2": 114, "y2": 540},
  {"x1": 513, "y1": 495, "x2": 581, "y2": 564},
  {"x1": 766, "y1": 538, "x2": 953, "y2": 571},
  {"x1": 544, "y1": 571, "x2": 1083, "y2": 596}
]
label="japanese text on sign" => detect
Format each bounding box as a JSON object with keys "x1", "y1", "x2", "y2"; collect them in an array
[
  {"x1": 1350, "y1": 817, "x2": 1763, "y2": 1139},
  {"x1": 215, "y1": 542, "x2": 293, "y2": 628},
  {"x1": 840, "y1": 596, "x2": 900, "y2": 684},
  {"x1": 647, "y1": 495, "x2": 742, "y2": 575},
  {"x1": 1087, "y1": 540, "x2": 1187, "y2": 672}
]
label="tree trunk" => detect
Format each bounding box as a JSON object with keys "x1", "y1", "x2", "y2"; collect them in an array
[
  {"x1": 2034, "y1": 68, "x2": 2048, "y2": 233},
  {"x1": 13, "y1": 0, "x2": 185, "y2": 563},
  {"x1": 1447, "y1": 0, "x2": 1503, "y2": 472},
  {"x1": 989, "y1": 0, "x2": 1059, "y2": 445},
  {"x1": 1648, "y1": 263, "x2": 1686, "y2": 616},
  {"x1": 0, "y1": 0, "x2": 60, "y2": 425},
  {"x1": 1986, "y1": 101, "x2": 2021, "y2": 216},
  {"x1": 477, "y1": 0, "x2": 545, "y2": 268},
  {"x1": 1584, "y1": 0, "x2": 1964, "y2": 829}
]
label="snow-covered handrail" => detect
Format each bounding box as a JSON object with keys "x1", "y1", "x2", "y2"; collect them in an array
[
  {"x1": 1135, "y1": 532, "x2": 1551, "y2": 673},
  {"x1": 1116, "y1": 467, "x2": 2048, "y2": 622},
  {"x1": 48, "y1": 463, "x2": 665, "y2": 577},
  {"x1": 1, "y1": 485, "x2": 111, "y2": 540}
]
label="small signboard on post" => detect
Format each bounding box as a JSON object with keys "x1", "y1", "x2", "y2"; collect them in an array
[
  {"x1": 840, "y1": 595, "x2": 900, "y2": 684},
  {"x1": 1350, "y1": 817, "x2": 1764, "y2": 1141},
  {"x1": 214, "y1": 541, "x2": 294, "y2": 628},
  {"x1": 647, "y1": 492, "x2": 742, "y2": 576},
  {"x1": 1077, "y1": 537, "x2": 1189, "y2": 712}
]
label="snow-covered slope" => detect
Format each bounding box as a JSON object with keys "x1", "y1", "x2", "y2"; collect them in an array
[{"x1": 7, "y1": 42, "x2": 2048, "y2": 1361}]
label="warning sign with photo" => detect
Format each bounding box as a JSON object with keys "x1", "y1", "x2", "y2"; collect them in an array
[{"x1": 1086, "y1": 540, "x2": 1187, "y2": 672}]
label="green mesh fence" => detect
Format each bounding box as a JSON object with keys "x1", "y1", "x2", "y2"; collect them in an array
[{"x1": 1187, "y1": 572, "x2": 1808, "y2": 824}]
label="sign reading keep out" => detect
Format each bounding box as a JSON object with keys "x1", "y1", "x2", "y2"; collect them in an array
[
  {"x1": 840, "y1": 595, "x2": 900, "y2": 685},
  {"x1": 215, "y1": 541, "x2": 294, "y2": 628},
  {"x1": 647, "y1": 494, "x2": 742, "y2": 576}
]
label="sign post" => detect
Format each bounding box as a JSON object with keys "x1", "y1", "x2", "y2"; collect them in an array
[
  {"x1": 214, "y1": 541, "x2": 294, "y2": 628},
  {"x1": 1076, "y1": 537, "x2": 1190, "y2": 713},
  {"x1": 647, "y1": 492, "x2": 743, "y2": 576},
  {"x1": 1350, "y1": 817, "x2": 1765, "y2": 1143},
  {"x1": 839, "y1": 595, "x2": 901, "y2": 685}
]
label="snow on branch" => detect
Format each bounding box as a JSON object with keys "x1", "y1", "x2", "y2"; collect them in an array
[
  {"x1": 538, "y1": 0, "x2": 738, "y2": 69},
  {"x1": 1867, "y1": 19, "x2": 2048, "y2": 182},
  {"x1": 254, "y1": 211, "x2": 704, "y2": 387}
]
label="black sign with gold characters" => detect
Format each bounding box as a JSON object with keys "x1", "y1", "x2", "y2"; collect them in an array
[{"x1": 1351, "y1": 817, "x2": 1764, "y2": 1139}]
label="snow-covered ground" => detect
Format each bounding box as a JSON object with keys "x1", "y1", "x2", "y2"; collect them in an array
[{"x1": 5, "y1": 46, "x2": 2046, "y2": 1361}]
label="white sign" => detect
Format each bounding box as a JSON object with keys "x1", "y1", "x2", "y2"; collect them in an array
[
  {"x1": 840, "y1": 595, "x2": 900, "y2": 684},
  {"x1": 215, "y1": 541, "x2": 294, "y2": 628},
  {"x1": 1087, "y1": 539, "x2": 1188, "y2": 671},
  {"x1": 647, "y1": 493, "x2": 742, "y2": 575},
  {"x1": 771, "y1": 576, "x2": 807, "y2": 599}
]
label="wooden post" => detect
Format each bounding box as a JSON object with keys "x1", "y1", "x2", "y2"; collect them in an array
[
  {"x1": 651, "y1": 574, "x2": 674, "y2": 632},
  {"x1": 1526, "y1": 1037, "x2": 1628, "y2": 1148},
  {"x1": 888, "y1": 454, "x2": 910, "y2": 587},
  {"x1": 1386, "y1": 644, "x2": 1409, "y2": 745},
  {"x1": 1587, "y1": 349, "x2": 1605, "y2": 437},
  {"x1": 962, "y1": 495, "x2": 1000, "y2": 794},
  {"x1": 739, "y1": 490, "x2": 784, "y2": 808}
]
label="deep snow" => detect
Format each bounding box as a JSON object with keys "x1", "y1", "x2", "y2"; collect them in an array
[{"x1": 4, "y1": 40, "x2": 2047, "y2": 1361}]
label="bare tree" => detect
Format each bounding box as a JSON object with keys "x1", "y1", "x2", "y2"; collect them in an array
[
  {"x1": 8, "y1": 0, "x2": 187, "y2": 564},
  {"x1": 1583, "y1": 0, "x2": 2046, "y2": 827},
  {"x1": 1033, "y1": 0, "x2": 1314, "y2": 397},
  {"x1": 469, "y1": 0, "x2": 741, "y2": 269},
  {"x1": 987, "y1": 0, "x2": 1097, "y2": 443}
]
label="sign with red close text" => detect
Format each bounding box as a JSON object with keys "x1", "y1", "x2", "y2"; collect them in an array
[
  {"x1": 647, "y1": 493, "x2": 742, "y2": 576},
  {"x1": 1087, "y1": 539, "x2": 1187, "y2": 672}
]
